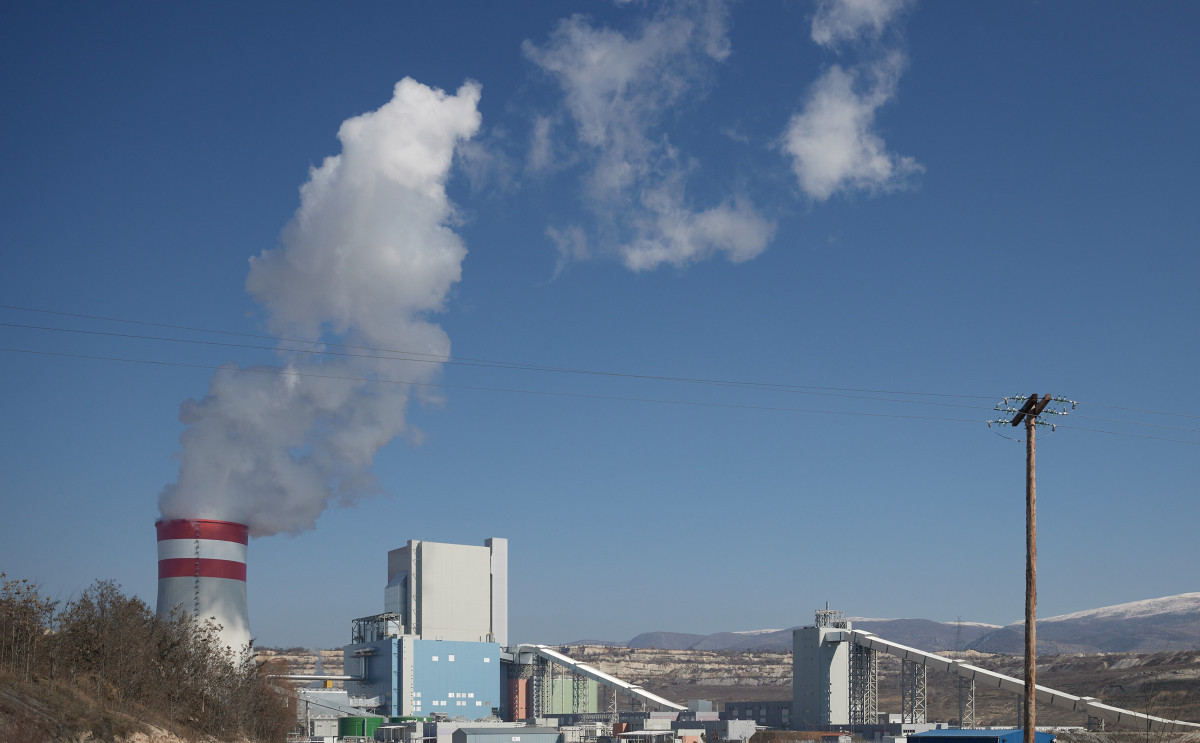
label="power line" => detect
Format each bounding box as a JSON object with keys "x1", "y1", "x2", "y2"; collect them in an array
[
  {"x1": 1068, "y1": 399, "x2": 1200, "y2": 421},
  {"x1": 1066, "y1": 413, "x2": 1200, "y2": 436},
  {"x1": 0, "y1": 319, "x2": 1002, "y2": 413},
  {"x1": 0, "y1": 304, "x2": 1001, "y2": 402},
  {"x1": 4, "y1": 304, "x2": 1200, "y2": 435},
  {"x1": 1046, "y1": 422, "x2": 1200, "y2": 446},
  {"x1": 5, "y1": 345, "x2": 1198, "y2": 445},
  {"x1": 0, "y1": 346, "x2": 993, "y2": 425}
]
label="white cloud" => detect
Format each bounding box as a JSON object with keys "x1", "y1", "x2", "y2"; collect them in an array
[
  {"x1": 811, "y1": 0, "x2": 910, "y2": 47},
  {"x1": 547, "y1": 225, "x2": 591, "y2": 279},
  {"x1": 527, "y1": 115, "x2": 557, "y2": 173},
  {"x1": 458, "y1": 135, "x2": 513, "y2": 194},
  {"x1": 783, "y1": 53, "x2": 921, "y2": 201},
  {"x1": 621, "y1": 192, "x2": 775, "y2": 271},
  {"x1": 525, "y1": 0, "x2": 774, "y2": 272},
  {"x1": 785, "y1": 0, "x2": 920, "y2": 202},
  {"x1": 159, "y1": 78, "x2": 482, "y2": 537}
]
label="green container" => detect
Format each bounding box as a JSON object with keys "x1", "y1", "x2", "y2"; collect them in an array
[{"x1": 338, "y1": 716, "x2": 384, "y2": 738}]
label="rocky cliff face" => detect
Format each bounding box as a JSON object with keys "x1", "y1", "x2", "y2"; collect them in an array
[
  {"x1": 569, "y1": 645, "x2": 1200, "y2": 726},
  {"x1": 263, "y1": 643, "x2": 1200, "y2": 726},
  {"x1": 257, "y1": 647, "x2": 345, "y2": 677},
  {"x1": 564, "y1": 645, "x2": 792, "y2": 689}
]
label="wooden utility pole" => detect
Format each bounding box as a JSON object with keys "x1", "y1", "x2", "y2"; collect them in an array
[{"x1": 1011, "y1": 393, "x2": 1050, "y2": 743}]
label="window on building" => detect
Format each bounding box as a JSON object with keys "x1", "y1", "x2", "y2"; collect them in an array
[
  {"x1": 449, "y1": 654, "x2": 455, "y2": 662},
  {"x1": 432, "y1": 656, "x2": 438, "y2": 662}
]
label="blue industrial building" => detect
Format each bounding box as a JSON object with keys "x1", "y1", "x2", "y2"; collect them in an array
[
  {"x1": 909, "y1": 729, "x2": 1056, "y2": 743},
  {"x1": 344, "y1": 539, "x2": 507, "y2": 719},
  {"x1": 346, "y1": 635, "x2": 500, "y2": 717}
]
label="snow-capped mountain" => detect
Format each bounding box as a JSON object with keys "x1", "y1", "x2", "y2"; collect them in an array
[
  {"x1": 1041, "y1": 593, "x2": 1200, "y2": 623},
  {"x1": 969, "y1": 593, "x2": 1200, "y2": 654}
]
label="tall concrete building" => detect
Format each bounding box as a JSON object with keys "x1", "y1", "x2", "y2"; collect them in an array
[
  {"x1": 793, "y1": 611, "x2": 851, "y2": 727},
  {"x1": 346, "y1": 538, "x2": 507, "y2": 718},
  {"x1": 384, "y1": 538, "x2": 508, "y2": 645}
]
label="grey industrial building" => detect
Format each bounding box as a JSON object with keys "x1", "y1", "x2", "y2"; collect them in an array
[
  {"x1": 724, "y1": 699, "x2": 791, "y2": 729},
  {"x1": 453, "y1": 727, "x2": 560, "y2": 743}
]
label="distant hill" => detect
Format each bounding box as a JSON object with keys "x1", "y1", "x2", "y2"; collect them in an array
[
  {"x1": 851, "y1": 618, "x2": 999, "y2": 651},
  {"x1": 969, "y1": 593, "x2": 1200, "y2": 654},
  {"x1": 624, "y1": 619, "x2": 996, "y2": 652},
  {"x1": 694, "y1": 629, "x2": 796, "y2": 652},
  {"x1": 587, "y1": 593, "x2": 1200, "y2": 654},
  {"x1": 627, "y1": 631, "x2": 708, "y2": 650}
]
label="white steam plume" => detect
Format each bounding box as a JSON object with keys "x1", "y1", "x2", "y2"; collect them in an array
[{"x1": 158, "y1": 78, "x2": 481, "y2": 538}]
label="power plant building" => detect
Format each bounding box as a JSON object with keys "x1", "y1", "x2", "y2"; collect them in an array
[
  {"x1": 346, "y1": 538, "x2": 508, "y2": 718},
  {"x1": 384, "y1": 538, "x2": 507, "y2": 645},
  {"x1": 793, "y1": 612, "x2": 852, "y2": 727}
]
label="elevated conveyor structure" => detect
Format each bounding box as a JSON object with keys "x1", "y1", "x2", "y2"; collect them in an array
[
  {"x1": 513, "y1": 644, "x2": 686, "y2": 713},
  {"x1": 848, "y1": 630, "x2": 1200, "y2": 733}
]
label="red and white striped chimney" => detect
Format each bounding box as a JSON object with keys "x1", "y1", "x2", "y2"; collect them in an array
[{"x1": 155, "y1": 518, "x2": 251, "y2": 653}]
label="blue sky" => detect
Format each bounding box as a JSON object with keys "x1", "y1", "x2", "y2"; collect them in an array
[{"x1": 2, "y1": 1, "x2": 1198, "y2": 650}]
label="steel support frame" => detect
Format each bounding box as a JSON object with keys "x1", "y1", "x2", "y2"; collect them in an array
[
  {"x1": 901, "y1": 659, "x2": 927, "y2": 724},
  {"x1": 849, "y1": 642, "x2": 878, "y2": 725},
  {"x1": 572, "y1": 670, "x2": 589, "y2": 713},
  {"x1": 601, "y1": 685, "x2": 617, "y2": 716},
  {"x1": 957, "y1": 676, "x2": 975, "y2": 728},
  {"x1": 533, "y1": 656, "x2": 551, "y2": 717}
]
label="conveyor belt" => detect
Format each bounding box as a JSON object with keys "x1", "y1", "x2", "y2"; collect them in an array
[
  {"x1": 514, "y1": 644, "x2": 687, "y2": 712},
  {"x1": 849, "y1": 630, "x2": 1200, "y2": 733}
]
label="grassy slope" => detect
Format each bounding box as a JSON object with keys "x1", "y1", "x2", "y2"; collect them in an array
[{"x1": 0, "y1": 671, "x2": 199, "y2": 743}]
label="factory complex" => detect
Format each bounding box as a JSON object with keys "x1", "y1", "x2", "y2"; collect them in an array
[{"x1": 154, "y1": 520, "x2": 1200, "y2": 743}]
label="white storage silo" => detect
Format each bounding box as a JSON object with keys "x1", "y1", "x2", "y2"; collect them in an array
[{"x1": 155, "y1": 518, "x2": 251, "y2": 654}]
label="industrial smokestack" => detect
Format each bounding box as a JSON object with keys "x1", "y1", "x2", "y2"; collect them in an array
[{"x1": 155, "y1": 518, "x2": 251, "y2": 654}]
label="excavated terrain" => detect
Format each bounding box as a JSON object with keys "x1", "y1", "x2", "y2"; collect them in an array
[{"x1": 264, "y1": 646, "x2": 1200, "y2": 727}]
